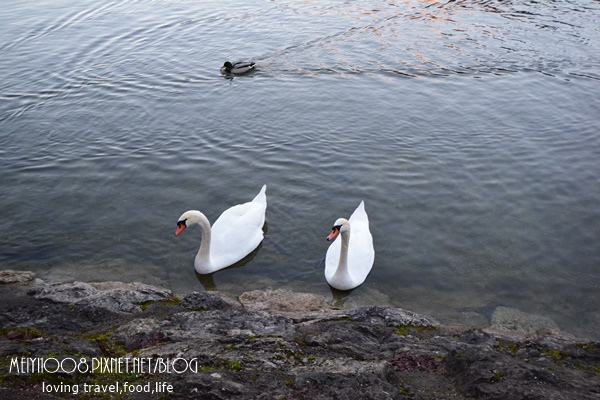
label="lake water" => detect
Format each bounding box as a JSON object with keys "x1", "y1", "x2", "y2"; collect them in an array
[{"x1": 1, "y1": 0, "x2": 599, "y2": 340}]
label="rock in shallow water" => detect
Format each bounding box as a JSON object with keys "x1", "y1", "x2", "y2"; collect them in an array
[
  {"x1": 488, "y1": 306, "x2": 571, "y2": 339},
  {"x1": 0, "y1": 270, "x2": 35, "y2": 284}
]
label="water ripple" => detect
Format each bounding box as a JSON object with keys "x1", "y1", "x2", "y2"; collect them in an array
[{"x1": 1, "y1": 0, "x2": 599, "y2": 340}]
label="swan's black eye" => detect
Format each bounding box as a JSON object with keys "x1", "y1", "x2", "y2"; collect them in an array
[
  {"x1": 333, "y1": 225, "x2": 341, "y2": 231},
  {"x1": 177, "y1": 220, "x2": 187, "y2": 228}
]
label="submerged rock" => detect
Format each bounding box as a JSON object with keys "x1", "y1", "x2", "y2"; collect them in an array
[
  {"x1": 239, "y1": 289, "x2": 336, "y2": 316},
  {"x1": 0, "y1": 274, "x2": 598, "y2": 399},
  {"x1": 0, "y1": 270, "x2": 35, "y2": 284},
  {"x1": 487, "y1": 306, "x2": 570, "y2": 339}
]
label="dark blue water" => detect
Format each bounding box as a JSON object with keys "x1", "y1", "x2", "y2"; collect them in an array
[{"x1": 1, "y1": 0, "x2": 599, "y2": 339}]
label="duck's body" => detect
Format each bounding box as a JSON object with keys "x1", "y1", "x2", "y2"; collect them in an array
[
  {"x1": 325, "y1": 201, "x2": 374, "y2": 291},
  {"x1": 175, "y1": 185, "x2": 267, "y2": 274},
  {"x1": 220, "y1": 61, "x2": 256, "y2": 74}
]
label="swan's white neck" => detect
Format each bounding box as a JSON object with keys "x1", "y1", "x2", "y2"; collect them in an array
[
  {"x1": 332, "y1": 228, "x2": 352, "y2": 284},
  {"x1": 189, "y1": 211, "x2": 213, "y2": 274}
]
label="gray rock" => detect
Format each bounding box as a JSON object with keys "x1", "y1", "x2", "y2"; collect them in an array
[
  {"x1": 488, "y1": 306, "x2": 565, "y2": 337},
  {"x1": 0, "y1": 270, "x2": 35, "y2": 284},
  {"x1": 1, "y1": 274, "x2": 598, "y2": 400},
  {"x1": 239, "y1": 288, "x2": 336, "y2": 316},
  {"x1": 28, "y1": 281, "x2": 172, "y2": 313}
]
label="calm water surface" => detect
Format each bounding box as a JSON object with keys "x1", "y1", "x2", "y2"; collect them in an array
[{"x1": 1, "y1": 0, "x2": 599, "y2": 339}]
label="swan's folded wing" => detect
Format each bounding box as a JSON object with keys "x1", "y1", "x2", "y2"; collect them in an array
[
  {"x1": 348, "y1": 205, "x2": 375, "y2": 283},
  {"x1": 210, "y1": 201, "x2": 266, "y2": 266},
  {"x1": 348, "y1": 224, "x2": 375, "y2": 282}
]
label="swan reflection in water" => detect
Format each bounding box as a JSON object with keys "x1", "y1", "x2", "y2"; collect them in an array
[
  {"x1": 329, "y1": 286, "x2": 353, "y2": 308},
  {"x1": 193, "y1": 242, "x2": 264, "y2": 292}
]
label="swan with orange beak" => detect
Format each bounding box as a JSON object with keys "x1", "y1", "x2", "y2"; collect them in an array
[{"x1": 324, "y1": 201, "x2": 375, "y2": 291}]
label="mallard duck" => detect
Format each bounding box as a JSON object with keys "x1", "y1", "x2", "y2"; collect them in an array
[{"x1": 220, "y1": 61, "x2": 256, "y2": 74}]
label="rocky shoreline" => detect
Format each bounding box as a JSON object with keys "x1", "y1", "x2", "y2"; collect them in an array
[{"x1": 1, "y1": 270, "x2": 598, "y2": 399}]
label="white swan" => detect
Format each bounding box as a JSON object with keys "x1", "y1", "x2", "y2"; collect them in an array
[
  {"x1": 175, "y1": 185, "x2": 267, "y2": 274},
  {"x1": 325, "y1": 201, "x2": 375, "y2": 290}
]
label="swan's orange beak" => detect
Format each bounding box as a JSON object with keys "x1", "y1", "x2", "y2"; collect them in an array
[
  {"x1": 327, "y1": 227, "x2": 339, "y2": 241},
  {"x1": 175, "y1": 222, "x2": 186, "y2": 236}
]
